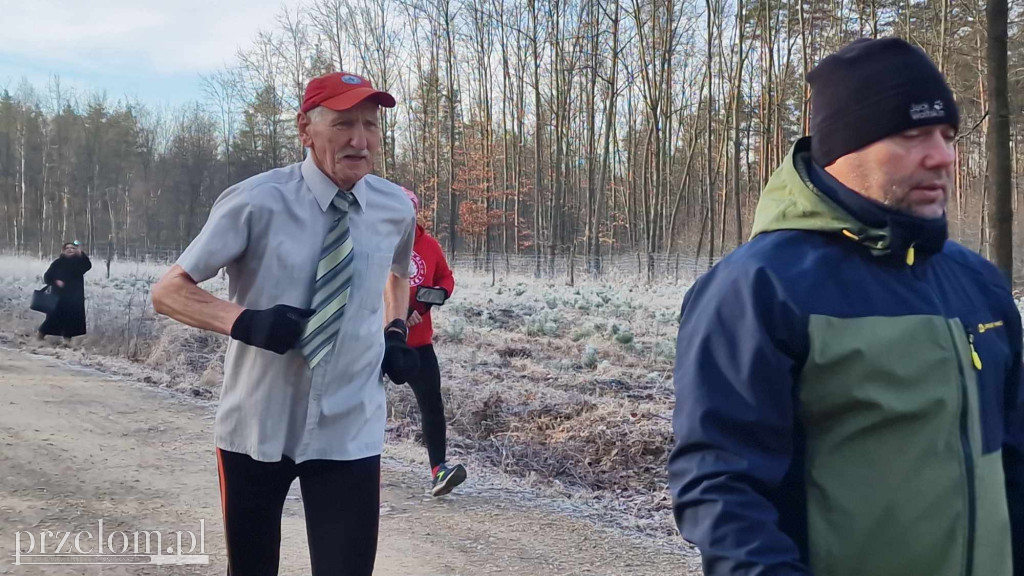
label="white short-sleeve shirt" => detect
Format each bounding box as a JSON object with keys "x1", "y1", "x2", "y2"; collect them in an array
[{"x1": 177, "y1": 153, "x2": 415, "y2": 463}]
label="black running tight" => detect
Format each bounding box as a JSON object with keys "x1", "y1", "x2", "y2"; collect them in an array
[
  {"x1": 216, "y1": 449, "x2": 380, "y2": 576},
  {"x1": 406, "y1": 345, "x2": 447, "y2": 468}
]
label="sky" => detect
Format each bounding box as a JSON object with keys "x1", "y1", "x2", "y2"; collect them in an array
[{"x1": 0, "y1": 0, "x2": 301, "y2": 108}]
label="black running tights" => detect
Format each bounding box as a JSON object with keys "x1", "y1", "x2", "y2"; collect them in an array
[
  {"x1": 406, "y1": 344, "x2": 447, "y2": 468},
  {"x1": 216, "y1": 449, "x2": 380, "y2": 576}
]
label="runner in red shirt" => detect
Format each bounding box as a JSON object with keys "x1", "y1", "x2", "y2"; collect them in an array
[{"x1": 403, "y1": 188, "x2": 466, "y2": 496}]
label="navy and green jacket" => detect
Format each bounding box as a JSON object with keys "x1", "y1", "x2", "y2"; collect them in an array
[{"x1": 669, "y1": 137, "x2": 1024, "y2": 576}]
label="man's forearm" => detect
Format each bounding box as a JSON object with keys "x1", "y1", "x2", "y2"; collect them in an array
[
  {"x1": 384, "y1": 272, "x2": 408, "y2": 326},
  {"x1": 152, "y1": 264, "x2": 244, "y2": 336}
]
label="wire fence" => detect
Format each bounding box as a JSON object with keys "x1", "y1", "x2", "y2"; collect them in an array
[
  {"x1": 14, "y1": 241, "x2": 1024, "y2": 289},
  {"x1": 449, "y1": 252, "x2": 707, "y2": 285},
  {"x1": 18, "y1": 235, "x2": 1024, "y2": 286},
  {"x1": 3, "y1": 244, "x2": 708, "y2": 285},
  {"x1": 77, "y1": 239, "x2": 1024, "y2": 287}
]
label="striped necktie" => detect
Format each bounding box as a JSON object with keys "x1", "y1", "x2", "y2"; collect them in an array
[{"x1": 300, "y1": 192, "x2": 355, "y2": 368}]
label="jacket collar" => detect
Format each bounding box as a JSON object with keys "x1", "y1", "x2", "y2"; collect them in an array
[{"x1": 751, "y1": 137, "x2": 947, "y2": 263}]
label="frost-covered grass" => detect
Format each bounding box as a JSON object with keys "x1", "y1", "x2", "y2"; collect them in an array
[
  {"x1": 6, "y1": 253, "x2": 1024, "y2": 538},
  {"x1": 391, "y1": 271, "x2": 686, "y2": 533},
  {"x1": 0, "y1": 255, "x2": 688, "y2": 537},
  {"x1": 435, "y1": 272, "x2": 683, "y2": 376},
  {"x1": 0, "y1": 255, "x2": 229, "y2": 394}
]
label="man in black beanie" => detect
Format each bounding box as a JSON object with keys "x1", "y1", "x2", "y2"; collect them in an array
[
  {"x1": 810, "y1": 37, "x2": 960, "y2": 220},
  {"x1": 669, "y1": 37, "x2": 1023, "y2": 576}
]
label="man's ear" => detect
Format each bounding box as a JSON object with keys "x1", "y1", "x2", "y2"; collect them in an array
[{"x1": 297, "y1": 112, "x2": 313, "y2": 148}]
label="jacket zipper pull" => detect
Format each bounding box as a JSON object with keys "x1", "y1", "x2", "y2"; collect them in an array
[
  {"x1": 906, "y1": 244, "x2": 916, "y2": 266},
  {"x1": 968, "y1": 334, "x2": 982, "y2": 370}
]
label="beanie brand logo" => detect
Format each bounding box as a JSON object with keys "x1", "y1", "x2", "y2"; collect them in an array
[{"x1": 910, "y1": 100, "x2": 946, "y2": 121}]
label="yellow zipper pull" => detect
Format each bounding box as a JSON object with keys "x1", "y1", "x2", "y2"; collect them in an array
[
  {"x1": 969, "y1": 334, "x2": 983, "y2": 370},
  {"x1": 906, "y1": 244, "x2": 916, "y2": 266}
]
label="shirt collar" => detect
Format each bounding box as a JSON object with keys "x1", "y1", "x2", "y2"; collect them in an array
[{"x1": 301, "y1": 151, "x2": 366, "y2": 212}]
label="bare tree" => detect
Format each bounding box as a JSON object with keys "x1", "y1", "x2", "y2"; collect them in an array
[
  {"x1": 987, "y1": 0, "x2": 1012, "y2": 280},
  {"x1": 1, "y1": 0, "x2": 1020, "y2": 283}
]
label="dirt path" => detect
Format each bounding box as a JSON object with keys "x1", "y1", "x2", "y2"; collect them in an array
[{"x1": 0, "y1": 348, "x2": 696, "y2": 575}]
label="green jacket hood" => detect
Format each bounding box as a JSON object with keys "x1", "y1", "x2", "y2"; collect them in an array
[{"x1": 749, "y1": 137, "x2": 898, "y2": 255}]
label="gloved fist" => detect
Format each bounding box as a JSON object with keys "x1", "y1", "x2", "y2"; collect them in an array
[
  {"x1": 382, "y1": 319, "x2": 419, "y2": 384},
  {"x1": 230, "y1": 304, "x2": 316, "y2": 354}
]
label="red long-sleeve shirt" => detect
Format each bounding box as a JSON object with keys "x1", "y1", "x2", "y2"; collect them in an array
[{"x1": 407, "y1": 225, "x2": 455, "y2": 348}]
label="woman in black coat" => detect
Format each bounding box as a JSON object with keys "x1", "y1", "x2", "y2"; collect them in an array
[{"x1": 37, "y1": 242, "x2": 92, "y2": 342}]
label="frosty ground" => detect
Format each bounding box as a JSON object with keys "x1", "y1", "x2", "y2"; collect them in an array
[
  {"x1": 0, "y1": 346, "x2": 699, "y2": 574},
  {"x1": 0, "y1": 255, "x2": 693, "y2": 546}
]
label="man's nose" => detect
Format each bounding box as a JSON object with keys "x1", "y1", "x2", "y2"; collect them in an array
[
  {"x1": 921, "y1": 130, "x2": 955, "y2": 170},
  {"x1": 347, "y1": 125, "x2": 368, "y2": 150}
]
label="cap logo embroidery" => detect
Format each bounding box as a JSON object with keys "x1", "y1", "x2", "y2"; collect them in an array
[
  {"x1": 910, "y1": 100, "x2": 946, "y2": 120},
  {"x1": 341, "y1": 75, "x2": 363, "y2": 85}
]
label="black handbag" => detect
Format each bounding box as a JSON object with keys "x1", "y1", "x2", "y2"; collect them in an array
[{"x1": 30, "y1": 285, "x2": 59, "y2": 315}]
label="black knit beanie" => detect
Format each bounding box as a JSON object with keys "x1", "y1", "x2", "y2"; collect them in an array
[{"x1": 808, "y1": 37, "x2": 959, "y2": 166}]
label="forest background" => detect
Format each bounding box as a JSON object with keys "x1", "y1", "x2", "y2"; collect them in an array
[{"x1": 0, "y1": 0, "x2": 1021, "y2": 282}]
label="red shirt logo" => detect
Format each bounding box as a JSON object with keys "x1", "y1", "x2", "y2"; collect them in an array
[{"x1": 409, "y1": 251, "x2": 426, "y2": 286}]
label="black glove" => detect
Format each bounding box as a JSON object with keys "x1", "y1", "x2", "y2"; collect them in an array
[
  {"x1": 382, "y1": 319, "x2": 419, "y2": 384},
  {"x1": 230, "y1": 304, "x2": 316, "y2": 354}
]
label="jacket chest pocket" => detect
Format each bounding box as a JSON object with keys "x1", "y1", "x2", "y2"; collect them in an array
[{"x1": 960, "y1": 313, "x2": 1012, "y2": 455}]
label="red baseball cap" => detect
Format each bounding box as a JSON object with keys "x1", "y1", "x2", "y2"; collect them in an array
[{"x1": 301, "y1": 72, "x2": 396, "y2": 114}]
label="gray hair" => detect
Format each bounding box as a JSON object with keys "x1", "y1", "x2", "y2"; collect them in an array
[{"x1": 306, "y1": 105, "x2": 330, "y2": 124}]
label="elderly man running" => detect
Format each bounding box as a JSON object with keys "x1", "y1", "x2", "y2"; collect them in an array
[{"x1": 153, "y1": 71, "x2": 419, "y2": 576}]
